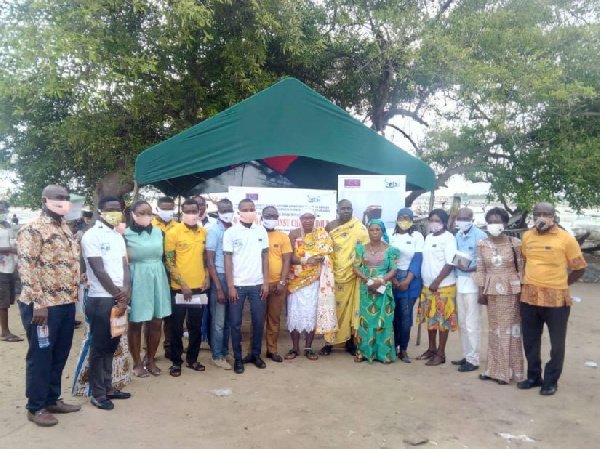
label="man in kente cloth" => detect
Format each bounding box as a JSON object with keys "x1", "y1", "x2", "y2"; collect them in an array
[{"x1": 321, "y1": 199, "x2": 368, "y2": 356}]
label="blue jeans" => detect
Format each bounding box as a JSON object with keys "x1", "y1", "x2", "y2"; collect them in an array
[
  {"x1": 18, "y1": 301, "x2": 75, "y2": 413},
  {"x1": 209, "y1": 273, "x2": 230, "y2": 360},
  {"x1": 229, "y1": 285, "x2": 265, "y2": 361},
  {"x1": 393, "y1": 296, "x2": 418, "y2": 351}
]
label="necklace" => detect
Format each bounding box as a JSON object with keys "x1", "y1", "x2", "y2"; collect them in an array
[
  {"x1": 366, "y1": 242, "x2": 386, "y2": 257},
  {"x1": 301, "y1": 228, "x2": 318, "y2": 250}
]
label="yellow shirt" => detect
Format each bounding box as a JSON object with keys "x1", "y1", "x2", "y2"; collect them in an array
[
  {"x1": 152, "y1": 216, "x2": 177, "y2": 233},
  {"x1": 521, "y1": 226, "x2": 587, "y2": 290},
  {"x1": 164, "y1": 222, "x2": 207, "y2": 289},
  {"x1": 267, "y1": 231, "x2": 292, "y2": 283}
]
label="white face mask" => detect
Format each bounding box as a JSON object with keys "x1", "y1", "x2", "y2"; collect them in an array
[
  {"x1": 456, "y1": 220, "x2": 472, "y2": 232},
  {"x1": 157, "y1": 208, "x2": 174, "y2": 223},
  {"x1": 428, "y1": 222, "x2": 444, "y2": 234},
  {"x1": 487, "y1": 223, "x2": 504, "y2": 237},
  {"x1": 262, "y1": 219, "x2": 278, "y2": 230},
  {"x1": 218, "y1": 212, "x2": 234, "y2": 224}
]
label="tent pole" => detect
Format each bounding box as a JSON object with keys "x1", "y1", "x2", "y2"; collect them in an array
[{"x1": 416, "y1": 190, "x2": 436, "y2": 347}]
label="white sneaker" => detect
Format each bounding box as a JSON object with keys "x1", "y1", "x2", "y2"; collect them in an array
[
  {"x1": 224, "y1": 354, "x2": 235, "y2": 364},
  {"x1": 212, "y1": 358, "x2": 232, "y2": 370}
]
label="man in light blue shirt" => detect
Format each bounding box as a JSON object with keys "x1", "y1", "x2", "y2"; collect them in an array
[
  {"x1": 453, "y1": 207, "x2": 488, "y2": 372},
  {"x1": 205, "y1": 199, "x2": 234, "y2": 370}
]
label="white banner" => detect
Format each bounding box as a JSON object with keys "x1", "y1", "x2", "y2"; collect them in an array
[
  {"x1": 337, "y1": 175, "x2": 406, "y2": 232},
  {"x1": 227, "y1": 186, "x2": 337, "y2": 232}
]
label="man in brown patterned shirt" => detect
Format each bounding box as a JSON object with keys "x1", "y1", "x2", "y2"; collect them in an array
[{"x1": 17, "y1": 185, "x2": 82, "y2": 427}]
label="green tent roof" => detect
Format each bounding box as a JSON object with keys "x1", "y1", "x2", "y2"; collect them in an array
[{"x1": 134, "y1": 78, "x2": 435, "y2": 194}]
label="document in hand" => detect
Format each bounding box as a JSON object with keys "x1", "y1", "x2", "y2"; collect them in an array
[{"x1": 175, "y1": 293, "x2": 209, "y2": 307}]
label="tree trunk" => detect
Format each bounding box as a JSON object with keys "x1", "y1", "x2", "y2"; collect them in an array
[{"x1": 92, "y1": 171, "x2": 134, "y2": 213}]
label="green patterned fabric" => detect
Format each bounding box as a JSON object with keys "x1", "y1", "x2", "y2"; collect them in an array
[{"x1": 354, "y1": 244, "x2": 399, "y2": 363}]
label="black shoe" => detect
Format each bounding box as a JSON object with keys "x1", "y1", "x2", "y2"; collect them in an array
[
  {"x1": 345, "y1": 340, "x2": 357, "y2": 356},
  {"x1": 517, "y1": 378, "x2": 544, "y2": 390},
  {"x1": 253, "y1": 356, "x2": 266, "y2": 369},
  {"x1": 266, "y1": 352, "x2": 283, "y2": 363},
  {"x1": 458, "y1": 361, "x2": 479, "y2": 372},
  {"x1": 234, "y1": 359, "x2": 245, "y2": 374},
  {"x1": 451, "y1": 358, "x2": 466, "y2": 366},
  {"x1": 91, "y1": 398, "x2": 114, "y2": 410},
  {"x1": 540, "y1": 384, "x2": 557, "y2": 396},
  {"x1": 242, "y1": 354, "x2": 255, "y2": 364},
  {"x1": 106, "y1": 390, "x2": 131, "y2": 400}
]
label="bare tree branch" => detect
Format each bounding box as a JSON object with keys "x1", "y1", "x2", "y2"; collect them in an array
[
  {"x1": 383, "y1": 107, "x2": 429, "y2": 127},
  {"x1": 388, "y1": 123, "x2": 420, "y2": 154}
]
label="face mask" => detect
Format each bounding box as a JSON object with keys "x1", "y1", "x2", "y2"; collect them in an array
[
  {"x1": 132, "y1": 213, "x2": 152, "y2": 227},
  {"x1": 182, "y1": 213, "x2": 198, "y2": 226},
  {"x1": 263, "y1": 219, "x2": 278, "y2": 230},
  {"x1": 487, "y1": 223, "x2": 504, "y2": 237},
  {"x1": 397, "y1": 220, "x2": 412, "y2": 231},
  {"x1": 101, "y1": 211, "x2": 123, "y2": 227},
  {"x1": 45, "y1": 199, "x2": 72, "y2": 216},
  {"x1": 456, "y1": 220, "x2": 472, "y2": 232},
  {"x1": 239, "y1": 211, "x2": 257, "y2": 224},
  {"x1": 157, "y1": 208, "x2": 174, "y2": 223},
  {"x1": 219, "y1": 212, "x2": 234, "y2": 224},
  {"x1": 428, "y1": 222, "x2": 444, "y2": 234},
  {"x1": 534, "y1": 216, "x2": 554, "y2": 232}
]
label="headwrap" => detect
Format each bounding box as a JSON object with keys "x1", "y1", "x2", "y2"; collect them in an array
[
  {"x1": 397, "y1": 207, "x2": 414, "y2": 219},
  {"x1": 299, "y1": 207, "x2": 316, "y2": 218},
  {"x1": 367, "y1": 219, "x2": 389, "y2": 243}
]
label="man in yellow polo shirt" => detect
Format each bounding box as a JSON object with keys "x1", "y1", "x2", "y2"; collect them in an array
[
  {"x1": 518, "y1": 202, "x2": 586, "y2": 395},
  {"x1": 164, "y1": 199, "x2": 209, "y2": 377}
]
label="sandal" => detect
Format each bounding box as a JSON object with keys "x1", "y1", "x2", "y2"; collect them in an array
[
  {"x1": 416, "y1": 349, "x2": 436, "y2": 360},
  {"x1": 319, "y1": 345, "x2": 332, "y2": 356},
  {"x1": 304, "y1": 348, "x2": 318, "y2": 361},
  {"x1": 186, "y1": 362, "x2": 205, "y2": 372},
  {"x1": 284, "y1": 350, "x2": 298, "y2": 360},
  {"x1": 147, "y1": 366, "x2": 161, "y2": 377},
  {"x1": 0, "y1": 334, "x2": 23, "y2": 342},
  {"x1": 169, "y1": 365, "x2": 182, "y2": 377},
  {"x1": 354, "y1": 355, "x2": 365, "y2": 363},
  {"x1": 425, "y1": 353, "x2": 446, "y2": 366},
  {"x1": 133, "y1": 366, "x2": 150, "y2": 378}
]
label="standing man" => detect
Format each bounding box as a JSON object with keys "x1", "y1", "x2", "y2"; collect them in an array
[
  {"x1": 453, "y1": 207, "x2": 487, "y2": 372},
  {"x1": 518, "y1": 202, "x2": 586, "y2": 395},
  {"x1": 194, "y1": 195, "x2": 217, "y2": 230},
  {"x1": 321, "y1": 199, "x2": 368, "y2": 356},
  {"x1": 224, "y1": 199, "x2": 269, "y2": 374},
  {"x1": 206, "y1": 199, "x2": 234, "y2": 370},
  {"x1": 151, "y1": 195, "x2": 177, "y2": 359},
  {"x1": 164, "y1": 199, "x2": 209, "y2": 376},
  {"x1": 17, "y1": 185, "x2": 81, "y2": 426},
  {"x1": 1, "y1": 200, "x2": 22, "y2": 342},
  {"x1": 81, "y1": 196, "x2": 132, "y2": 410},
  {"x1": 245, "y1": 206, "x2": 292, "y2": 363}
]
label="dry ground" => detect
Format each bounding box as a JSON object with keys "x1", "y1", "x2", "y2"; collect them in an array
[{"x1": 1, "y1": 284, "x2": 599, "y2": 449}]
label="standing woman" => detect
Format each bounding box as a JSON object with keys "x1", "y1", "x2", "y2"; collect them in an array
[
  {"x1": 353, "y1": 220, "x2": 399, "y2": 364},
  {"x1": 124, "y1": 200, "x2": 172, "y2": 377},
  {"x1": 389, "y1": 208, "x2": 424, "y2": 362},
  {"x1": 472, "y1": 207, "x2": 524, "y2": 385},
  {"x1": 416, "y1": 209, "x2": 458, "y2": 366},
  {"x1": 286, "y1": 210, "x2": 335, "y2": 360}
]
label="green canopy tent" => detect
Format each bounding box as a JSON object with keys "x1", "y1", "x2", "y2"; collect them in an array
[{"x1": 134, "y1": 78, "x2": 435, "y2": 195}]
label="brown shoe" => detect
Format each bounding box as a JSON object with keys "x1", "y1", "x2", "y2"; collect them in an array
[
  {"x1": 46, "y1": 399, "x2": 81, "y2": 414},
  {"x1": 27, "y1": 409, "x2": 58, "y2": 427}
]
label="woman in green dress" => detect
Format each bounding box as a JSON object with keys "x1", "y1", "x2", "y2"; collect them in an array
[
  {"x1": 352, "y1": 219, "x2": 399, "y2": 364},
  {"x1": 124, "y1": 200, "x2": 172, "y2": 377}
]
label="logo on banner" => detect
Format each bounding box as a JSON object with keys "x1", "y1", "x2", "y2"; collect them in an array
[
  {"x1": 384, "y1": 179, "x2": 401, "y2": 188},
  {"x1": 344, "y1": 179, "x2": 361, "y2": 188},
  {"x1": 245, "y1": 193, "x2": 259, "y2": 201},
  {"x1": 307, "y1": 195, "x2": 321, "y2": 203}
]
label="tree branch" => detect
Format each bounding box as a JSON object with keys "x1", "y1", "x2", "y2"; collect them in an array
[
  {"x1": 383, "y1": 107, "x2": 429, "y2": 127},
  {"x1": 388, "y1": 123, "x2": 420, "y2": 154}
]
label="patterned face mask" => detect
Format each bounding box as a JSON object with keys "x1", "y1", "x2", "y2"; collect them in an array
[
  {"x1": 534, "y1": 216, "x2": 554, "y2": 232},
  {"x1": 101, "y1": 211, "x2": 123, "y2": 227},
  {"x1": 397, "y1": 220, "x2": 412, "y2": 231}
]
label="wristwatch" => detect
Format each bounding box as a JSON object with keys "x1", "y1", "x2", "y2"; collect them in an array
[{"x1": 279, "y1": 280, "x2": 287, "y2": 286}]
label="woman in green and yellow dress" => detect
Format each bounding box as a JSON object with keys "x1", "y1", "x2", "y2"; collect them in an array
[{"x1": 352, "y1": 219, "x2": 399, "y2": 364}]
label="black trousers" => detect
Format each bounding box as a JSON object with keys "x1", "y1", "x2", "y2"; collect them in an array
[
  {"x1": 86, "y1": 297, "x2": 121, "y2": 400},
  {"x1": 520, "y1": 302, "x2": 570, "y2": 386},
  {"x1": 169, "y1": 293, "x2": 203, "y2": 367}
]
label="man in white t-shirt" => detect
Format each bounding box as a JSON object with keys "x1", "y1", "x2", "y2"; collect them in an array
[
  {"x1": 223, "y1": 199, "x2": 269, "y2": 374},
  {"x1": 81, "y1": 196, "x2": 131, "y2": 410},
  {"x1": 0, "y1": 200, "x2": 21, "y2": 342}
]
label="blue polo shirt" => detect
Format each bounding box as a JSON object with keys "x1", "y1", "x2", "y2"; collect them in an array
[
  {"x1": 455, "y1": 225, "x2": 487, "y2": 277},
  {"x1": 206, "y1": 220, "x2": 226, "y2": 274}
]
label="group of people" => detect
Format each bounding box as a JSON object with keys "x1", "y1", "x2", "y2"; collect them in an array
[{"x1": 5, "y1": 184, "x2": 587, "y2": 427}]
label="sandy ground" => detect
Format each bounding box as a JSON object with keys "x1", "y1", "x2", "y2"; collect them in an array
[{"x1": 0, "y1": 284, "x2": 599, "y2": 449}]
